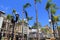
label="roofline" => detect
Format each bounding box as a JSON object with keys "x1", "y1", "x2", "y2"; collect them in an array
[{"x1": 0, "y1": 11, "x2": 5, "y2": 14}]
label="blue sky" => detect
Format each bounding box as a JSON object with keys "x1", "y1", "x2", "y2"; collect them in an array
[{"x1": 0, "y1": 0, "x2": 60, "y2": 27}]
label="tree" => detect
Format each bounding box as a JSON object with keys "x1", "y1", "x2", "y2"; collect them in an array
[
  {"x1": 45, "y1": 0, "x2": 52, "y2": 19},
  {"x1": 53, "y1": 16, "x2": 60, "y2": 23},
  {"x1": 11, "y1": 9, "x2": 19, "y2": 40},
  {"x1": 12, "y1": 9, "x2": 16, "y2": 14},
  {"x1": 34, "y1": 0, "x2": 41, "y2": 40},
  {"x1": 23, "y1": 3, "x2": 32, "y2": 21},
  {"x1": 45, "y1": 0, "x2": 59, "y2": 38},
  {"x1": 32, "y1": 22, "x2": 41, "y2": 29},
  {"x1": 7, "y1": 14, "x2": 12, "y2": 20},
  {"x1": 22, "y1": 3, "x2": 31, "y2": 40},
  {"x1": 53, "y1": 16, "x2": 60, "y2": 32},
  {"x1": 7, "y1": 14, "x2": 12, "y2": 40}
]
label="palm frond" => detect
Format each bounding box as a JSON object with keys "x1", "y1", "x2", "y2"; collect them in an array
[
  {"x1": 23, "y1": 3, "x2": 31, "y2": 8},
  {"x1": 48, "y1": 0, "x2": 52, "y2": 2},
  {"x1": 50, "y1": 3, "x2": 56, "y2": 8},
  {"x1": 53, "y1": 16, "x2": 59, "y2": 22},
  {"x1": 35, "y1": 0, "x2": 41, "y2": 3},
  {"x1": 45, "y1": 2, "x2": 51, "y2": 11},
  {"x1": 51, "y1": 9, "x2": 56, "y2": 14},
  {"x1": 27, "y1": 17, "x2": 33, "y2": 21},
  {"x1": 24, "y1": 9, "x2": 28, "y2": 19},
  {"x1": 12, "y1": 9, "x2": 16, "y2": 14}
]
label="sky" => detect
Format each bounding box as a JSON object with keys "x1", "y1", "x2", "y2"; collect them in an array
[{"x1": 0, "y1": 0, "x2": 60, "y2": 27}]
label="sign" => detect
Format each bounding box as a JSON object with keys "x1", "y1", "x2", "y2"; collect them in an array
[
  {"x1": 0, "y1": 17, "x2": 3, "y2": 28},
  {"x1": 23, "y1": 26, "x2": 29, "y2": 34},
  {"x1": 32, "y1": 29, "x2": 37, "y2": 32}
]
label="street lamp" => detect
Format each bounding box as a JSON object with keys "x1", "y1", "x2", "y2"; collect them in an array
[
  {"x1": 49, "y1": 19, "x2": 51, "y2": 23},
  {"x1": 11, "y1": 14, "x2": 19, "y2": 40}
]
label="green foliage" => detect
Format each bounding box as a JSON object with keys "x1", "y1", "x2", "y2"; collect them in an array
[
  {"x1": 57, "y1": 26, "x2": 60, "y2": 30},
  {"x1": 27, "y1": 17, "x2": 33, "y2": 21},
  {"x1": 51, "y1": 9, "x2": 56, "y2": 14},
  {"x1": 7, "y1": 14, "x2": 12, "y2": 20},
  {"x1": 12, "y1": 9, "x2": 16, "y2": 14},
  {"x1": 35, "y1": 0, "x2": 41, "y2": 2},
  {"x1": 32, "y1": 22, "x2": 41, "y2": 29},
  {"x1": 32, "y1": 22, "x2": 37, "y2": 29},
  {"x1": 45, "y1": 2, "x2": 51, "y2": 10},
  {"x1": 41, "y1": 28, "x2": 47, "y2": 32},
  {"x1": 53, "y1": 16, "x2": 60, "y2": 22},
  {"x1": 48, "y1": 0, "x2": 52, "y2": 2},
  {"x1": 50, "y1": 3, "x2": 56, "y2": 8},
  {"x1": 45, "y1": 0, "x2": 57, "y2": 11},
  {"x1": 23, "y1": 3, "x2": 32, "y2": 21},
  {"x1": 23, "y1": 3, "x2": 31, "y2": 8},
  {"x1": 32, "y1": 26, "x2": 38, "y2": 29}
]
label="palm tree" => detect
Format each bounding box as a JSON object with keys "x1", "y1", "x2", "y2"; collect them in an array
[
  {"x1": 34, "y1": 0, "x2": 41, "y2": 40},
  {"x1": 10, "y1": 9, "x2": 16, "y2": 40},
  {"x1": 45, "y1": 0, "x2": 59, "y2": 38},
  {"x1": 22, "y1": 3, "x2": 31, "y2": 40},
  {"x1": 11, "y1": 9, "x2": 19, "y2": 40},
  {"x1": 23, "y1": 3, "x2": 31, "y2": 21},
  {"x1": 12, "y1": 9, "x2": 16, "y2": 14},
  {"x1": 7, "y1": 14, "x2": 12, "y2": 40},
  {"x1": 32, "y1": 22, "x2": 41, "y2": 29},
  {"x1": 45, "y1": 0, "x2": 51, "y2": 19},
  {"x1": 53, "y1": 16, "x2": 60, "y2": 37}
]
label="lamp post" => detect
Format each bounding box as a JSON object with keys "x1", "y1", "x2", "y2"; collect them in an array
[{"x1": 11, "y1": 14, "x2": 19, "y2": 40}]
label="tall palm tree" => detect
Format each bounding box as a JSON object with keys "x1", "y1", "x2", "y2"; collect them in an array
[
  {"x1": 22, "y1": 3, "x2": 31, "y2": 40},
  {"x1": 7, "y1": 14, "x2": 12, "y2": 40},
  {"x1": 34, "y1": 0, "x2": 41, "y2": 40},
  {"x1": 45, "y1": 0, "x2": 56, "y2": 32},
  {"x1": 45, "y1": 0, "x2": 58, "y2": 38},
  {"x1": 11, "y1": 9, "x2": 19, "y2": 40}
]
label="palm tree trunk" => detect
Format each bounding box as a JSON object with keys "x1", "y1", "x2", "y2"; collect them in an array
[
  {"x1": 34, "y1": 0, "x2": 39, "y2": 40},
  {"x1": 11, "y1": 23, "x2": 15, "y2": 40},
  {"x1": 47, "y1": 10, "x2": 53, "y2": 37},
  {"x1": 22, "y1": 9, "x2": 24, "y2": 40},
  {"x1": 7, "y1": 22, "x2": 10, "y2": 40},
  {"x1": 51, "y1": 14, "x2": 56, "y2": 38},
  {"x1": 47, "y1": 10, "x2": 52, "y2": 28}
]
